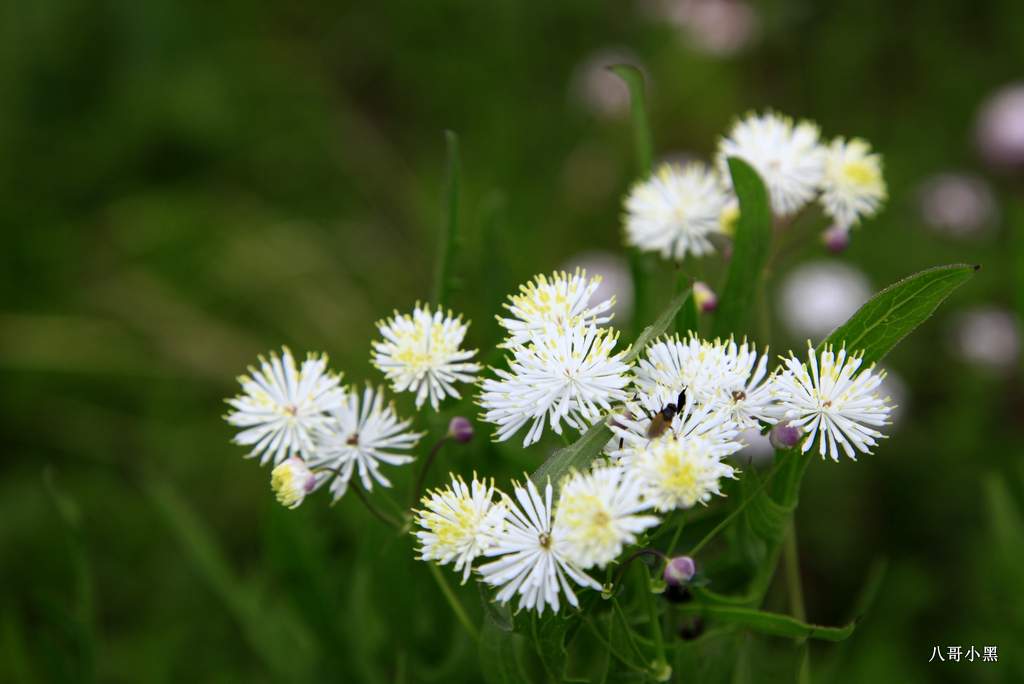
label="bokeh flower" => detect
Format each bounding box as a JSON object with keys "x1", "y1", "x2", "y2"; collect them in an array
[
  {"x1": 819, "y1": 137, "x2": 886, "y2": 229},
  {"x1": 717, "y1": 111, "x2": 826, "y2": 216},
  {"x1": 623, "y1": 161, "x2": 730, "y2": 261}
]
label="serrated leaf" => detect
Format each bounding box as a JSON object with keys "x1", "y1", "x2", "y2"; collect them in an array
[
  {"x1": 674, "y1": 605, "x2": 855, "y2": 642},
  {"x1": 821, "y1": 263, "x2": 977, "y2": 364},
  {"x1": 712, "y1": 157, "x2": 773, "y2": 338},
  {"x1": 531, "y1": 613, "x2": 573, "y2": 681}
]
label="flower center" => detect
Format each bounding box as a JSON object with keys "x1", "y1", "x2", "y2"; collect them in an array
[
  {"x1": 731, "y1": 390, "x2": 746, "y2": 402},
  {"x1": 346, "y1": 433, "x2": 360, "y2": 446},
  {"x1": 283, "y1": 404, "x2": 298, "y2": 416},
  {"x1": 538, "y1": 532, "x2": 552, "y2": 549}
]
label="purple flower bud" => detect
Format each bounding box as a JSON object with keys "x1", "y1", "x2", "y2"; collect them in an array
[
  {"x1": 448, "y1": 416, "x2": 474, "y2": 444},
  {"x1": 663, "y1": 556, "x2": 696, "y2": 587},
  {"x1": 692, "y1": 281, "x2": 718, "y2": 313},
  {"x1": 822, "y1": 224, "x2": 851, "y2": 253},
  {"x1": 769, "y1": 421, "x2": 803, "y2": 450}
]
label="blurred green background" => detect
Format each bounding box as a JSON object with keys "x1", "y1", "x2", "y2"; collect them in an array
[{"x1": 3, "y1": 0, "x2": 1023, "y2": 682}]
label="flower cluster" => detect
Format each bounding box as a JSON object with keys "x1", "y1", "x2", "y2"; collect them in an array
[
  {"x1": 417, "y1": 324, "x2": 894, "y2": 614},
  {"x1": 224, "y1": 305, "x2": 481, "y2": 506},
  {"x1": 479, "y1": 269, "x2": 631, "y2": 446},
  {"x1": 624, "y1": 110, "x2": 886, "y2": 260}
]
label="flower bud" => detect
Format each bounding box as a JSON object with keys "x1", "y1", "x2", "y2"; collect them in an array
[
  {"x1": 822, "y1": 224, "x2": 851, "y2": 253},
  {"x1": 692, "y1": 281, "x2": 718, "y2": 313},
  {"x1": 447, "y1": 416, "x2": 474, "y2": 444},
  {"x1": 271, "y1": 456, "x2": 317, "y2": 509},
  {"x1": 663, "y1": 556, "x2": 696, "y2": 587},
  {"x1": 769, "y1": 421, "x2": 803, "y2": 450}
]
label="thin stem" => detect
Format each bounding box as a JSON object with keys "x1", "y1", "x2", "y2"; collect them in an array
[
  {"x1": 410, "y1": 435, "x2": 450, "y2": 508},
  {"x1": 687, "y1": 461, "x2": 782, "y2": 557},
  {"x1": 352, "y1": 483, "x2": 402, "y2": 530},
  {"x1": 583, "y1": 616, "x2": 646, "y2": 673},
  {"x1": 427, "y1": 563, "x2": 480, "y2": 642},
  {"x1": 611, "y1": 597, "x2": 648, "y2": 666},
  {"x1": 666, "y1": 516, "x2": 686, "y2": 557},
  {"x1": 636, "y1": 564, "x2": 668, "y2": 677},
  {"x1": 611, "y1": 548, "x2": 666, "y2": 588},
  {"x1": 784, "y1": 520, "x2": 806, "y2": 622}
]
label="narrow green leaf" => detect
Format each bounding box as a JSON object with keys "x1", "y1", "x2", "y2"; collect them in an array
[
  {"x1": 712, "y1": 157, "x2": 773, "y2": 338},
  {"x1": 607, "y1": 65, "x2": 653, "y2": 176},
  {"x1": 676, "y1": 285, "x2": 698, "y2": 336},
  {"x1": 531, "y1": 421, "x2": 613, "y2": 491},
  {"x1": 529, "y1": 290, "x2": 689, "y2": 489},
  {"x1": 675, "y1": 605, "x2": 855, "y2": 642},
  {"x1": 432, "y1": 130, "x2": 461, "y2": 307},
  {"x1": 609, "y1": 63, "x2": 654, "y2": 338},
  {"x1": 625, "y1": 288, "x2": 690, "y2": 364},
  {"x1": 822, "y1": 263, "x2": 978, "y2": 365}
]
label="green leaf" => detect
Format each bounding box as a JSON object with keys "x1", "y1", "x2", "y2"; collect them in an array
[
  {"x1": 822, "y1": 263, "x2": 978, "y2": 365},
  {"x1": 607, "y1": 64, "x2": 653, "y2": 177},
  {"x1": 625, "y1": 288, "x2": 690, "y2": 364},
  {"x1": 531, "y1": 421, "x2": 613, "y2": 491},
  {"x1": 531, "y1": 613, "x2": 573, "y2": 681},
  {"x1": 674, "y1": 605, "x2": 855, "y2": 642},
  {"x1": 609, "y1": 63, "x2": 654, "y2": 338},
  {"x1": 712, "y1": 157, "x2": 773, "y2": 338},
  {"x1": 480, "y1": 614, "x2": 530, "y2": 684},
  {"x1": 676, "y1": 285, "x2": 698, "y2": 336},
  {"x1": 432, "y1": 130, "x2": 461, "y2": 307}
]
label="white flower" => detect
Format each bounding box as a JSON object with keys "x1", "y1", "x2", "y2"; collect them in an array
[
  {"x1": 553, "y1": 465, "x2": 659, "y2": 570},
  {"x1": 498, "y1": 269, "x2": 615, "y2": 347},
  {"x1": 478, "y1": 479, "x2": 600, "y2": 614},
  {"x1": 270, "y1": 456, "x2": 319, "y2": 509},
  {"x1": 415, "y1": 474, "x2": 507, "y2": 583},
  {"x1": 631, "y1": 334, "x2": 778, "y2": 428},
  {"x1": 773, "y1": 344, "x2": 893, "y2": 461},
  {"x1": 628, "y1": 435, "x2": 737, "y2": 512},
  {"x1": 225, "y1": 347, "x2": 345, "y2": 466},
  {"x1": 479, "y1": 322, "x2": 632, "y2": 446},
  {"x1": 372, "y1": 304, "x2": 481, "y2": 410},
  {"x1": 717, "y1": 111, "x2": 826, "y2": 216},
  {"x1": 623, "y1": 162, "x2": 730, "y2": 261},
  {"x1": 608, "y1": 396, "x2": 742, "y2": 463},
  {"x1": 308, "y1": 384, "x2": 424, "y2": 500},
  {"x1": 820, "y1": 137, "x2": 887, "y2": 228}
]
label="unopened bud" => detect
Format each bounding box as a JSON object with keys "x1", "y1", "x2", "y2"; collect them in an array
[
  {"x1": 663, "y1": 556, "x2": 696, "y2": 587},
  {"x1": 448, "y1": 416, "x2": 474, "y2": 444},
  {"x1": 822, "y1": 224, "x2": 851, "y2": 253},
  {"x1": 769, "y1": 421, "x2": 803, "y2": 450},
  {"x1": 692, "y1": 281, "x2": 718, "y2": 313},
  {"x1": 271, "y1": 456, "x2": 317, "y2": 509}
]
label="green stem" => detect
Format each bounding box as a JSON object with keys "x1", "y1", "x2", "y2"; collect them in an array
[
  {"x1": 410, "y1": 435, "x2": 450, "y2": 508},
  {"x1": 583, "y1": 616, "x2": 646, "y2": 673},
  {"x1": 351, "y1": 483, "x2": 403, "y2": 530},
  {"x1": 427, "y1": 563, "x2": 480, "y2": 642},
  {"x1": 784, "y1": 520, "x2": 807, "y2": 623},
  {"x1": 611, "y1": 597, "x2": 647, "y2": 666},
  {"x1": 636, "y1": 564, "x2": 668, "y2": 679},
  {"x1": 666, "y1": 516, "x2": 686, "y2": 557}
]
